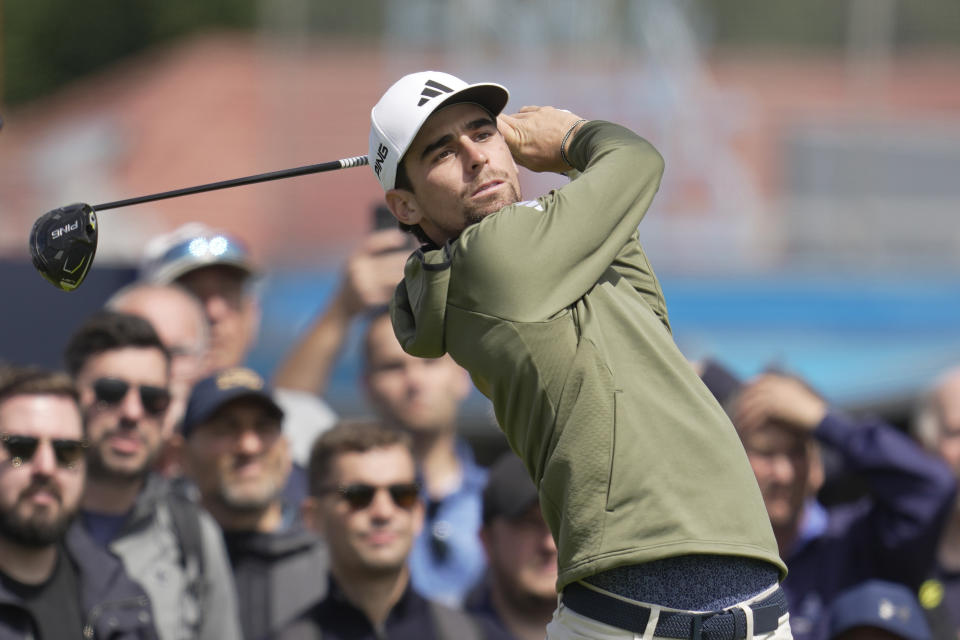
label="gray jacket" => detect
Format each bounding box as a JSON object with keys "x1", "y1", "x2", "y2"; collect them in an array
[{"x1": 100, "y1": 474, "x2": 242, "y2": 640}]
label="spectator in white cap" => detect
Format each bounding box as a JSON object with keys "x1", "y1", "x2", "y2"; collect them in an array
[
  {"x1": 138, "y1": 223, "x2": 336, "y2": 491},
  {"x1": 139, "y1": 223, "x2": 259, "y2": 372}
]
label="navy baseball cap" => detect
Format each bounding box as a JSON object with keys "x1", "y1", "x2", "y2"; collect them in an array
[
  {"x1": 698, "y1": 358, "x2": 743, "y2": 407},
  {"x1": 483, "y1": 451, "x2": 539, "y2": 525},
  {"x1": 182, "y1": 368, "x2": 283, "y2": 438},
  {"x1": 829, "y1": 580, "x2": 932, "y2": 640}
]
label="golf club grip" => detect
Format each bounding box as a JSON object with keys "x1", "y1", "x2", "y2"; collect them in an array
[{"x1": 93, "y1": 155, "x2": 369, "y2": 211}]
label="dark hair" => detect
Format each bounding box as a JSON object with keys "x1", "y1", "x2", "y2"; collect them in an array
[
  {"x1": 0, "y1": 364, "x2": 79, "y2": 406},
  {"x1": 64, "y1": 311, "x2": 170, "y2": 376},
  {"x1": 394, "y1": 161, "x2": 432, "y2": 245},
  {"x1": 307, "y1": 419, "x2": 413, "y2": 496}
]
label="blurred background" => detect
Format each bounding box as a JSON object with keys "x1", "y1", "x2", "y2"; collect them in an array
[{"x1": 1, "y1": 0, "x2": 959, "y2": 439}]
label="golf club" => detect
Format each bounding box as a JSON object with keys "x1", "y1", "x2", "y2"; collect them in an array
[{"x1": 29, "y1": 154, "x2": 369, "y2": 291}]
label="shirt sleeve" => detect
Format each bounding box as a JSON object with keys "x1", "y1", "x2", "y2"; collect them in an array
[
  {"x1": 816, "y1": 411, "x2": 958, "y2": 587},
  {"x1": 455, "y1": 121, "x2": 665, "y2": 322}
]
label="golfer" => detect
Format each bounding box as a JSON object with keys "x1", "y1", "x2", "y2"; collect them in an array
[{"x1": 370, "y1": 71, "x2": 792, "y2": 640}]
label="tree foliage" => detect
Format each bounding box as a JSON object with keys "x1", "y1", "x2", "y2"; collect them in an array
[
  {"x1": 2, "y1": 0, "x2": 256, "y2": 105},
  {"x1": 2, "y1": 0, "x2": 957, "y2": 107}
]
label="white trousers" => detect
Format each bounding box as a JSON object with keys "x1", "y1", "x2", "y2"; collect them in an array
[{"x1": 545, "y1": 582, "x2": 794, "y2": 640}]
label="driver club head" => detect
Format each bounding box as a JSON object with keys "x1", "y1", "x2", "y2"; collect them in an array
[{"x1": 29, "y1": 203, "x2": 99, "y2": 291}]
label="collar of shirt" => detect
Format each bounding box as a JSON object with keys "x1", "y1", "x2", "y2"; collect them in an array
[
  {"x1": 788, "y1": 498, "x2": 829, "y2": 558},
  {"x1": 316, "y1": 576, "x2": 435, "y2": 640}
]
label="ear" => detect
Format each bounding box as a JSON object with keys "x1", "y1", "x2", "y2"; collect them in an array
[
  {"x1": 411, "y1": 497, "x2": 426, "y2": 538},
  {"x1": 451, "y1": 360, "x2": 472, "y2": 402},
  {"x1": 806, "y1": 441, "x2": 825, "y2": 496},
  {"x1": 243, "y1": 295, "x2": 262, "y2": 346},
  {"x1": 279, "y1": 435, "x2": 293, "y2": 479},
  {"x1": 385, "y1": 189, "x2": 422, "y2": 226},
  {"x1": 478, "y1": 525, "x2": 493, "y2": 560},
  {"x1": 163, "y1": 433, "x2": 187, "y2": 478},
  {"x1": 301, "y1": 496, "x2": 325, "y2": 536}
]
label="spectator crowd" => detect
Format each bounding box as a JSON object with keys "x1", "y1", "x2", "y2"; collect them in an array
[{"x1": 1, "y1": 218, "x2": 958, "y2": 640}]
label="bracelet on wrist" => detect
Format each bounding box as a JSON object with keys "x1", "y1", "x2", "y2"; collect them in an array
[{"x1": 560, "y1": 119, "x2": 588, "y2": 168}]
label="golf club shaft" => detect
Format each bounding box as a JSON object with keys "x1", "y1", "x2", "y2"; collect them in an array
[{"x1": 93, "y1": 154, "x2": 369, "y2": 211}]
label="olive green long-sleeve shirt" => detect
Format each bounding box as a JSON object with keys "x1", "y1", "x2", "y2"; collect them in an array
[{"x1": 391, "y1": 121, "x2": 786, "y2": 590}]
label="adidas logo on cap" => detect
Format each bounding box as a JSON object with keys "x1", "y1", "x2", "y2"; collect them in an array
[{"x1": 417, "y1": 79, "x2": 454, "y2": 107}]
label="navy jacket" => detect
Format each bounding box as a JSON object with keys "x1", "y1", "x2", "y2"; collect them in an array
[
  {"x1": 784, "y1": 412, "x2": 957, "y2": 640},
  {"x1": 0, "y1": 522, "x2": 159, "y2": 639}
]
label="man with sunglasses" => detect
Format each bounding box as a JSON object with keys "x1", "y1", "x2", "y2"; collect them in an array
[
  {"x1": 275, "y1": 241, "x2": 487, "y2": 607},
  {"x1": 0, "y1": 364, "x2": 159, "y2": 639},
  {"x1": 64, "y1": 310, "x2": 241, "y2": 640},
  {"x1": 178, "y1": 367, "x2": 329, "y2": 640},
  {"x1": 106, "y1": 282, "x2": 211, "y2": 443},
  {"x1": 362, "y1": 310, "x2": 487, "y2": 607},
  {"x1": 280, "y1": 420, "x2": 486, "y2": 640}
]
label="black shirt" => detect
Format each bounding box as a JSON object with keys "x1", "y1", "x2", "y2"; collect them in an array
[
  {"x1": 301, "y1": 577, "x2": 440, "y2": 640},
  {"x1": 464, "y1": 578, "x2": 521, "y2": 640},
  {"x1": 0, "y1": 546, "x2": 85, "y2": 639}
]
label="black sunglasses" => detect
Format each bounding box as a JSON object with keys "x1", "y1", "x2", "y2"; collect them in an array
[
  {"x1": 92, "y1": 378, "x2": 171, "y2": 417},
  {"x1": 319, "y1": 483, "x2": 421, "y2": 511},
  {"x1": 1, "y1": 433, "x2": 88, "y2": 469}
]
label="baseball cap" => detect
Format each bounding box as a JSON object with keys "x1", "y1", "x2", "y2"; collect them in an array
[
  {"x1": 829, "y1": 580, "x2": 932, "y2": 640},
  {"x1": 369, "y1": 70, "x2": 509, "y2": 191},
  {"x1": 139, "y1": 222, "x2": 257, "y2": 284},
  {"x1": 483, "y1": 451, "x2": 539, "y2": 525},
  {"x1": 182, "y1": 367, "x2": 283, "y2": 438}
]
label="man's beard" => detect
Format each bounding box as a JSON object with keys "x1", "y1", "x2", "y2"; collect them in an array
[
  {"x1": 217, "y1": 479, "x2": 282, "y2": 514},
  {"x1": 356, "y1": 551, "x2": 409, "y2": 578},
  {"x1": 463, "y1": 181, "x2": 522, "y2": 229},
  {"x1": 86, "y1": 437, "x2": 157, "y2": 482},
  {"x1": 0, "y1": 484, "x2": 76, "y2": 547}
]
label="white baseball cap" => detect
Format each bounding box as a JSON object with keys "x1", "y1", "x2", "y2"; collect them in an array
[{"x1": 369, "y1": 71, "x2": 509, "y2": 191}]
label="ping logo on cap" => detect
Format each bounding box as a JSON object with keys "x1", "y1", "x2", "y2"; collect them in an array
[
  {"x1": 418, "y1": 79, "x2": 454, "y2": 107},
  {"x1": 215, "y1": 367, "x2": 264, "y2": 391},
  {"x1": 374, "y1": 143, "x2": 389, "y2": 177}
]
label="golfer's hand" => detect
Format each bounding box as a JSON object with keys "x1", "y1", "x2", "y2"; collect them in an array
[{"x1": 498, "y1": 106, "x2": 586, "y2": 174}]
